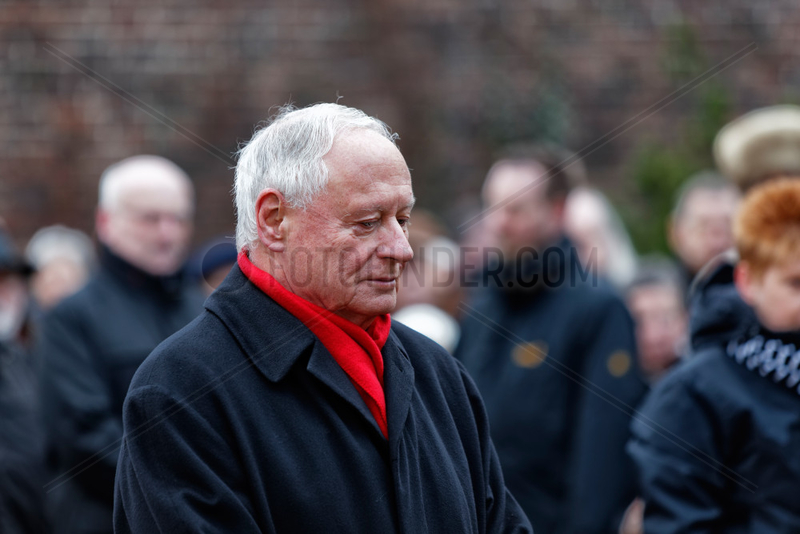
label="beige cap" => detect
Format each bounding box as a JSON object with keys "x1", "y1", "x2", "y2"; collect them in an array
[{"x1": 713, "y1": 104, "x2": 800, "y2": 187}]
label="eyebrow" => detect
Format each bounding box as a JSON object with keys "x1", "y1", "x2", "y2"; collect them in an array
[{"x1": 347, "y1": 197, "x2": 416, "y2": 217}]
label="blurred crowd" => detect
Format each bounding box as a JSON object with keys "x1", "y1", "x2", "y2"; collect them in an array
[{"x1": 1, "y1": 103, "x2": 799, "y2": 533}]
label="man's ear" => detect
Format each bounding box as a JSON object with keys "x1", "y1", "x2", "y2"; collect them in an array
[
  {"x1": 255, "y1": 189, "x2": 288, "y2": 252},
  {"x1": 734, "y1": 261, "x2": 755, "y2": 305}
]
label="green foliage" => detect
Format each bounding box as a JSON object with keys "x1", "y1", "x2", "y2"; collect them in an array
[{"x1": 620, "y1": 22, "x2": 732, "y2": 255}]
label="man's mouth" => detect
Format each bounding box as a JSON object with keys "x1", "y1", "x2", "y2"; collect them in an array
[{"x1": 365, "y1": 276, "x2": 398, "y2": 287}]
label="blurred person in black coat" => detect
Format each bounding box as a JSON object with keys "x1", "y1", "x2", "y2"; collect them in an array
[
  {"x1": 455, "y1": 146, "x2": 648, "y2": 534},
  {"x1": 114, "y1": 104, "x2": 532, "y2": 533},
  {"x1": 0, "y1": 227, "x2": 48, "y2": 533},
  {"x1": 628, "y1": 178, "x2": 800, "y2": 532},
  {"x1": 38, "y1": 156, "x2": 204, "y2": 534}
]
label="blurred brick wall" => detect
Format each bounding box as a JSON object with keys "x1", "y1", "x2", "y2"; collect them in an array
[{"x1": 1, "y1": 0, "x2": 798, "y2": 249}]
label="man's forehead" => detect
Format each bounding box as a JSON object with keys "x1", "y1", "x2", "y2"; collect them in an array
[
  {"x1": 484, "y1": 162, "x2": 547, "y2": 201},
  {"x1": 685, "y1": 187, "x2": 739, "y2": 212},
  {"x1": 119, "y1": 183, "x2": 193, "y2": 213}
]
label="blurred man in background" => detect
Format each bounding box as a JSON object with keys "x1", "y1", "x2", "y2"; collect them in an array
[
  {"x1": 668, "y1": 171, "x2": 740, "y2": 288},
  {"x1": 626, "y1": 259, "x2": 688, "y2": 383},
  {"x1": 39, "y1": 155, "x2": 204, "y2": 534},
  {"x1": 0, "y1": 227, "x2": 47, "y2": 533},
  {"x1": 456, "y1": 145, "x2": 648, "y2": 534}
]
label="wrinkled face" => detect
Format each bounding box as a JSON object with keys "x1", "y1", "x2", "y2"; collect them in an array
[
  {"x1": 482, "y1": 162, "x2": 561, "y2": 256},
  {"x1": 99, "y1": 175, "x2": 194, "y2": 276},
  {"x1": 627, "y1": 285, "x2": 687, "y2": 378},
  {"x1": 737, "y1": 259, "x2": 800, "y2": 332},
  {"x1": 281, "y1": 130, "x2": 414, "y2": 327},
  {"x1": 672, "y1": 188, "x2": 739, "y2": 274}
]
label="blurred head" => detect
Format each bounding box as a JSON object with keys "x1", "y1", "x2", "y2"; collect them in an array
[
  {"x1": 714, "y1": 104, "x2": 800, "y2": 189},
  {"x1": 482, "y1": 145, "x2": 581, "y2": 256},
  {"x1": 626, "y1": 260, "x2": 687, "y2": 381},
  {"x1": 734, "y1": 177, "x2": 800, "y2": 332},
  {"x1": 669, "y1": 172, "x2": 740, "y2": 276},
  {"x1": 194, "y1": 238, "x2": 238, "y2": 296},
  {"x1": 237, "y1": 104, "x2": 414, "y2": 328},
  {"x1": 565, "y1": 186, "x2": 638, "y2": 288},
  {"x1": 96, "y1": 155, "x2": 194, "y2": 277},
  {"x1": 25, "y1": 225, "x2": 95, "y2": 310}
]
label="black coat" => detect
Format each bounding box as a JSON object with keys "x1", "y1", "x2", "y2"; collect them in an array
[
  {"x1": 628, "y1": 262, "x2": 800, "y2": 533},
  {"x1": 0, "y1": 341, "x2": 48, "y2": 534},
  {"x1": 455, "y1": 241, "x2": 648, "y2": 534},
  {"x1": 114, "y1": 265, "x2": 532, "y2": 533},
  {"x1": 39, "y1": 247, "x2": 204, "y2": 534}
]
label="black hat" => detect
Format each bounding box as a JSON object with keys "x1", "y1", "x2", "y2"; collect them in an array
[{"x1": 0, "y1": 230, "x2": 34, "y2": 276}]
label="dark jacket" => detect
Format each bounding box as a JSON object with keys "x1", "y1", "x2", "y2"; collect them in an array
[
  {"x1": 39, "y1": 247, "x2": 204, "y2": 534},
  {"x1": 114, "y1": 265, "x2": 532, "y2": 533},
  {"x1": 628, "y1": 262, "x2": 800, "y2": 533},
  {"x1": 0, "y1": 341, "x2": 48, "y2": 534},
  {"x1": 455, "y1": 240, "x2": 647, "y2": 534}
]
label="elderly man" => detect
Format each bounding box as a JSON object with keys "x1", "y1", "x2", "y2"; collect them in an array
[
  {"x1": 113, "y1": 104, "x2": 531, "y2": 533},
  {"x1": 39, "y1": 156, "x2": 204, "y2": 534}
]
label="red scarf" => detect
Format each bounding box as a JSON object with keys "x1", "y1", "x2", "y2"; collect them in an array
[{"x1": 238, "y1": 253, "x2": 391, "y2": 439}]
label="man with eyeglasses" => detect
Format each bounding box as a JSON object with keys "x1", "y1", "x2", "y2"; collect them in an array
[{"x1": 39, "y1": 155, "x2": 204, "y2": 534}]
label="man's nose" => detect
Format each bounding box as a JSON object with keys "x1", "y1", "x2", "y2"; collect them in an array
[
  {"x1": 377, "y1": 220, "x2": 413, "y2": 263},
  {"x1": 157, "y1": 214, "x2": 187, "y2": 240}
]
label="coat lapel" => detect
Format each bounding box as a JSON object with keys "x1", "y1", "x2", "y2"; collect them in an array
[
  {"x1": 383, "y1": 329, "x2": 415, "y2": 451},
  {"x1": 306, "y1": 341, "x2": 385, "y2": 439},
  {"x1": 206, "y1": 265, "x2": 395, "y2": 441}
]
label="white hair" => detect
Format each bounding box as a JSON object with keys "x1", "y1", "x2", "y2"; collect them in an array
[
  {"x1": 234, "y1": 103, "x2": 399, "y2": 252},
  {"x1": 99, "y1": 155, "x2": 193, "y2": 212},
  {"x1": 25, "y1": 225, "x2": 95, "y2": 270}
]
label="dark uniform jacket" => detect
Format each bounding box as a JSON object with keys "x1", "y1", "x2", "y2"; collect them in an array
[
  {"x1": 39, "y1": 247, "x2": 204, "y2": 534},
  {"x1": 0, "y1": 341, "x2": 48, "y2": 534},
  {"x1": 456, "y1": 240, "x2": 648, "y2": 534},
  {"x1": 628, "y1": 262, "x2": 800, "y2": 533},
  {"x1": 114, "y1": 264, "x2": 532, "y2": 533}
]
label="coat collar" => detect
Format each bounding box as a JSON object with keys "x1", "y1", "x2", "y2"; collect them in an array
[
  {"x1": 204, "y1": 264, "x2": 316, "y2": 383},
  {"x1": 205, "y1": 264, "x2": 415, "y2": 443},
  {"x1": 99, "y1": 244, "x2": 188, "y2": 300}
]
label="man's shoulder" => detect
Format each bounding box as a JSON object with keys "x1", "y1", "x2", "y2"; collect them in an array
[
  {"x1": 567, "y1": 280, "x2": 628, "y2": 313},
  {"x1": 42, "y1": 276, "x2": 111, "y2": 331},
  {"x1": 129, "y1": 310, "x2": 238, "y2": 392},
  {"x1": 642, "y1": 347, "x2": 735, "y2": 416}
]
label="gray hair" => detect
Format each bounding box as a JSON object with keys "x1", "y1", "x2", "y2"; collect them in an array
[
  {"x1": 25, "y1": 225, "x2": 95, "y2": 270},
  {"x1": 99, "y1": 155, "x2": 193, "y2": 212},
  {"x1": 671, "y1": 170, "x2": 740, "y2": 221},
  {"x1": 234, "y1": 103, "x2": 399, "y2": 252}
]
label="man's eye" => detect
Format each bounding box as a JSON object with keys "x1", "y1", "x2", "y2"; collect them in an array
[
  {"x1": 360, "y1": 221, "x2": 377, "y2": 229},
  {"x1": 398, "y1": 218, "x2": 409, "y2": 227}
]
